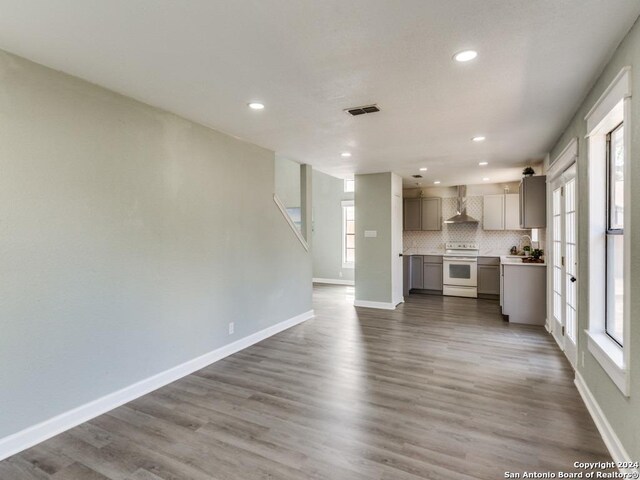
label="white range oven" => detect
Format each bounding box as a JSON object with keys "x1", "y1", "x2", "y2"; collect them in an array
[{"x1": 443, "y1": 242, "x2": 479, "y2": 298}]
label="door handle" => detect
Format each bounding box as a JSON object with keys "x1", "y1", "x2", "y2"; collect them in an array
[
  {"x1": 399, "y1": 253, "x2": 403, "y2": 257},
  {"x1": 570, "y1": 276, "x2": 577, "y2": 283}
]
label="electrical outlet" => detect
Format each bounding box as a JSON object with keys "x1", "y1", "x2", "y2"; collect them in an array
[
  {"x1": 228, "y1": 322, "x2": 234, "y2": 335},
  {"x1": 339, "y1": 271, "x2": 343, "y2": 278}
]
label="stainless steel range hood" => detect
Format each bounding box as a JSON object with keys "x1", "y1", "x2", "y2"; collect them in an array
[{"x1": 444, "y1": 186, "x2": 479, "y2": 224}]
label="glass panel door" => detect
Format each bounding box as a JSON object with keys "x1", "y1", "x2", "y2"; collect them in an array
[
  {"x1": 552, "y1": 187, "x2": 563, "y2": 344},
  {"x1": 551, "y1": 164, "x2": 577, "y2": 367},
  {"x1": 564, "y1": 177, "x2": 577, "y2": 364}
]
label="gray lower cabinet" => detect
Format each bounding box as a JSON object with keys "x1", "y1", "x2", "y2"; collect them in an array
[
  {"x1": 403, "y1": 198, "x2": 422, "y2": 231},
  {"x1": 423, "y1": 261, "x2": 443, "y2": 291},
  {"x1": 403, "y1": 256, "x2": 411, "y2": 296},
  {"x1": 410, "y1": 256, "x2": 423, "y2": 289},
  {"x1": 502, "y1": 264, "x2": 546, "y2": 324},
  {"x1": 478, "y1": 257, "x2": 500, "y2": 296}
]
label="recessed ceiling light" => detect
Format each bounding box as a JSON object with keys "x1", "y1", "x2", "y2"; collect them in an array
[
  {"x1": 483, "y1": 177, "x2": 490, "y2": 181},
  {"x1": 248, "y1": 102, "x2": 265, "y2": 110},
  {"x1": 341, "y1": 152, "x2": 352, "y2": 158},
  {"x1": 479, "y1": 161, "x2": 489, "y2": 166},
  {"x1": 419, "y1": 167, "x2": 428, "y2": 171},
  {"x1": 453, "y1": 50, "x2": 478, "y2": 62},
  {"x1": 434, "y1": 181, "x2": 441, "y2": 185},
  {"x1": 472, "y1": 136, "x2": 486, "y2": 142}
]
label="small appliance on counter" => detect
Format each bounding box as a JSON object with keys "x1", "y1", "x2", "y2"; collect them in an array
[{"x1": 443, "y1": 241, "x2": 479, "y2": 298}]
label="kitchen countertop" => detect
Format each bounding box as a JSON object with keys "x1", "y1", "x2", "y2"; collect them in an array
[
  {"x1": 500, "y1": 255, "x2": 546, "y2": 267},
  {"x1": 403, "y1": 250, "x2": 522, "y2": 257},
  {"x1": 403, "y1": 250, "x2": 443, "y2": 256},
  {"x1": 403, "y1": 251, "x2": 546, "y2": 266}
]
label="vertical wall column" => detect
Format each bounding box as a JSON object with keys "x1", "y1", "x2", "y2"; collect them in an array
[
  {"x1": 300, "y1": 164, "x2": 313, "y2": 246},
  {"x1": 354, "y1": 172, "x2": 403, "y2": 309}
]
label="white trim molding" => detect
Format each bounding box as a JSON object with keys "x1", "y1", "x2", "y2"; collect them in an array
[
  {"x1": 0, "y1": 309, "x2": 314, "y2": 461},
  {"x1": 586, "y1": 331, "x2": 628, "y2": 396},
  {"x1": 585, "y1": 66, "x2": 631, "y2": 134},
  {"x1": 575, "y1": 371, "x2": 637, "y2": 475},
  {"x1": 273, "y1": 194, "x2": 309, "y2": 251},
  {"x1": 354, "y1": 299, "x2": 398, "y2": 310},
  {"x1": 548, "y1": 137, "x2": 578, "y2": 177},
  {"x1": 313, "y1": 278, "x2": 354, "y2": 286}
]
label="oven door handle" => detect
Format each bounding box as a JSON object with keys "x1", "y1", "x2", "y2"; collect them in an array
[{"x1": 443, "y1": 257, "x2": 478, "y2": 262}]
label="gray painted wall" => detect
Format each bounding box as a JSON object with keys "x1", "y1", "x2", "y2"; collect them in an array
[
  {"x1": 549, "y1": 18, "x2": 640, "y2": 459},
  {"x1": 355, "y1": 173, "x2": 393, "y2": 303},
  {"x1": 312, "y1": 170, "x2": 354, "y2": 282},
  {"x1": 274, "y1": 156, "x2": 301, "y2": 209},
  {"x1": 0, "y1": 50, "x2": 312, "y2": 439}
]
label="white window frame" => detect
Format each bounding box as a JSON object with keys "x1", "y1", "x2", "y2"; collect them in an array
[
  {"x1": 342, "y1": 200, "x2": 355, "y2": 269},
  {"x1": 344, "y1": 179, "x2": 355, "y2": 193},
  {"x1": 585, "y1": 66, "x2": 631, "y2": 396}
]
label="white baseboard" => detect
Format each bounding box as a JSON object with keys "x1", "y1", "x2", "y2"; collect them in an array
[
  {"x1": 574, "y1": 371, "x2": 637, "y2": 474},
  {"x1": 353, "y1": 299, "x2": 396, "y2": 310},
  {"x1": 313, "y1": 278, "x2": 354, "y2": 286},
  {"x1": 0, "y1": 309, "x2": 314, "y2": 462}
]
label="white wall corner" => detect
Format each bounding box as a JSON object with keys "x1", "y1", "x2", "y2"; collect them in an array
[
  {"x1": 0, "y1": 309, "x2": 314, "y2": 462},
  {"x1": 574, "y1": 371, "x2": 637, "y2": 475}
]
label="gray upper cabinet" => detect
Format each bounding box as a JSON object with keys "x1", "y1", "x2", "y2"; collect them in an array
[
  {"x1": 519, "y1": 175, "x2": 547, "y2": 228},
  {"x1": 421, "y1": 197, "x2": 442, "y2": 231},
  {"x1": 403, "y1": 197, "x2": 442, "y2": 231},
  {"x1": 403, "y1": 198, "x2": 422, "y2": 231}
]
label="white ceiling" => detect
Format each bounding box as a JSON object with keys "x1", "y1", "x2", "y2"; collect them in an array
[{"x1": 0, "y1": 0, "x2": 638, "y2": 186}]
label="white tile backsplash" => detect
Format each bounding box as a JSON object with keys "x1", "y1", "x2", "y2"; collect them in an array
[{"x1": 403, "y1": 196, "x2": 544, "y2": 256}]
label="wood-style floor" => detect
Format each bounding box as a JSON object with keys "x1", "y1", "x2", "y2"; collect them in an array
[{"x1": 1, "y1": 285, "x2": 610, "y2": 479}]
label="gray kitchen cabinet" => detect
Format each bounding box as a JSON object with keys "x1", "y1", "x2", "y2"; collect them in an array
[
  {"x1": 420, "y1": 197, "x2": 442, "y2": 231},
  {"x1": 478, "y1": 257, "x2": 500, "y2": 296},
  {"x1": 410, "y1": 255, "x2": 423, "y2": 289},
  {"x1": 423, "y1": 258, "x2": 443, "y2": 291},
  {"x1": 520, "y1": 175, "x2": 547, "y2": 228},
  {"x1": 403, "y1": 198, "x2": 422, "y2": 231},
  {"x1": 502, "y1": 263, "x2": 546, "y2": 324},
  {"x1": 403, "y1": 255, "x2": 411, "y2": 296},
  {"x1": 403, "y1": 197, "x2": 441, "y2": 231}
]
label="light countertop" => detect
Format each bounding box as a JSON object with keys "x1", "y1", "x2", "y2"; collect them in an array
[{"x1": 500, "y1": 255, "x2": 546, "y2": 267}]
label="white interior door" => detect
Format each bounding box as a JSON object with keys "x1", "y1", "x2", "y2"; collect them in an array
[{"x1": 551, "y1": 164, "x2": 578, "y2": 367}]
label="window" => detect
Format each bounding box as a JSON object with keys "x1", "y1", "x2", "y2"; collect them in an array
[
  {"x1": 606, "y1": 123, "x2": 624, "y2": 346},
  {"x1": 344, "y1": 179, "x2": 355, "y2": 193},
  {"x1": 342, "y1": 201, "x2": 355, "y2": 268},
  {"x1": 585, "y1": 65, "x2": 630, "y2": 396}
]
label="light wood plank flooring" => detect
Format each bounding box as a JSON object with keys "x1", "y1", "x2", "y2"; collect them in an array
[{"x1": 1, "y1": 285, "x2": 611, "y2": 479}]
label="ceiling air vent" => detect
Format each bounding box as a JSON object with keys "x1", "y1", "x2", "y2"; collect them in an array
[
  {"x1": 345, "y1": 104, "x2": 380, "y2": 116},
  {"x1": 412, "y1": 174, "x2": 423, "y2": 178}
]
